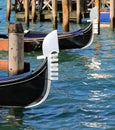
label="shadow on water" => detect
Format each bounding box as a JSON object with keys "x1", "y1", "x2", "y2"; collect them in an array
[{"x1": 0, "y1": 108, "x2": 24, "y2": 129}]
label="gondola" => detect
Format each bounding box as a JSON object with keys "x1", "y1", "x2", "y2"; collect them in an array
[
  {"x1": 0, "y1": 7, "x2": 98, "y2": 51},
  {"x1": 24, "y1": 7, "x2": 98, "y2": 50},
  {"x1": 0, "y1": 30, "x2": 59, "y2": 108},
  {"x1": 24, "y1": 22, "x2": 93, "y2": 50},
  {"x1": 0, "y1": 21, "x2": 94, "y2": 51},
  {"x1": 25, "y1": 7, "x2": 98, "y2": 50}
]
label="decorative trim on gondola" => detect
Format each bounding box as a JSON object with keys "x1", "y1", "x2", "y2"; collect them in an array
[
  {"x1": 37, "y1": 30, "x2": 59, "y2": 80},
  {"x1": 27, "y1": 30, "x2": 59, "y2": 108},
  {"x1": 82, "y1": 7, "x2": 98, "y2": 49},
  {"x1": 89, "y1": 6, "x2": 98, "y2": 34}
]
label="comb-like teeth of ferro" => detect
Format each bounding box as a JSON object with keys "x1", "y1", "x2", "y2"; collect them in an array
[
  {"x1": 93, "y1": 19, "x2": 98, "y2": 34},
  {"x1": 50, "y1": 58, "x2": 58, "y2": 62},
  {"x1": 50, "y1": 53, "x2": 59, "y2": 80},
  {"x1": 50, "y1": 77, "x2": 58, "y2": 80},
  {"x1": 51, "y1": 63, "x2": 58, "y2": 71},
  {"x1": 51, "y1": 63, "x2": 58, "y2": 67},
  {"x1": 50, "y1": 53, "x2": 58, "y2": 58}
]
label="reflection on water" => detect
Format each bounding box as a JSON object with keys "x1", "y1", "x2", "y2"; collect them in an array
[
  {"x1": 88, "y1": 73, "x2": 113, "y2": 79},
  {"x1": 0, "y1": 108, "x2": 23, "y2": 129},
  {"x1": 86, "y1": 57, "x2": 101, "y2": 70}
]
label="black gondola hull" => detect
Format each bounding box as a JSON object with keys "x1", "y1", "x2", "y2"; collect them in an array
[
  {"x1": 0, "y1": 30, "x2": 59, "y2": 108},
  {"x1": 24, "y1": 23, "x2": 93, "y2": 50},
  {"x1": 0, "y1": 23, "x2": 93, "y2": 51},
  {"x1": 0, "y1": 59, "x2": 48, "y2": 108},
  {"x1": 58, "y1": 25, "x2": 92, "y2": 49}
]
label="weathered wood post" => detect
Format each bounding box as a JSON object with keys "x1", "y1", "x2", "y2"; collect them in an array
[
  {"x1": 95, "y1": 0, "x2": 100, "y2": 34},
  {"x1": 76, "y1": 0, "x2": 82, "y2": 24},
  {"x1": 24, "y1": 0, "x2": 29, "y2": 26},
  {"x1": 69, "y1": 0, "x2": 72, "y2": 14},
  {"x1": 6, "y1": 0, "x2": 11, "y2": 21},
  {"x1": 62, "y1": 0, "x2": 69, "y2": 32},
  {"x1": 52, "y1": 0, "x2": 57, "y2": 29},
  {"x1": 110, "y1": 0, "x2": 115, "y2": 29},
  {"x1": 32, "y1": 0, "x2": 36, "y2": 22},
  {"x1": 23, "y1": 0, "x2": 25, "y2": 9},
  {"x1": 8, "y1": 23, "x2": 24, "y2": 76},
  {"x1": 81, "y1": 0, "x2": 87, "y2": 18}
]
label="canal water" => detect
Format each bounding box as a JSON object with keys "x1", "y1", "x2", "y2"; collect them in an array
[{"x1": 0, "y1": 2, "x2": 115, "y2": 130}]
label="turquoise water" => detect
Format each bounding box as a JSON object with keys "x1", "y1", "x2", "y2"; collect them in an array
[{"x1": 0, "y1": 2, "x2": 115, "y2": 130}]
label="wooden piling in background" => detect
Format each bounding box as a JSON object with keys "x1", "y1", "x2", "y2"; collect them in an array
[
  {"x1": 69, "y1": 0, "x2": 72, "y2": 14},
  {"x1": 6, "y1": 0, "x2": 11, "y2": 21},
  {"x1": 32, "y1": 0, "x2": 36, "y2": 22},
  {"x1": 95, "y1": 0, "x2": 100, "y2": 34},
  {"x1": 110, "y1": 0, "x2": 115, "y2": 29},
  {"x1": 8, "y1": 22, "x2": 24, "y2": 76},
  {"x1": 76, "y1": 0, "x2": 81, "y2": 24},
  {"x1": 62, "y1": 0, "x2": 69, "y2": 32},
  {"x1": 52, "y1": 0, "x2": 57, "y2": 29},
  {"x1": 24, "y1": 0, "x2": 29, "y2": 26}
]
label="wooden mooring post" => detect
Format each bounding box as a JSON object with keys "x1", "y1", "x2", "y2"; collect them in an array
[
  {"x1": 0, "y1": 23, "x2": 31, "y2": 73},
  {"x1": 6, "y1": 0, "x2": 92, "y2": 29},
  {"x1": 24, "y1": 0, "x2": 29, "y2": 26},
  {"x1": 52, "y1": 0, "x2": 57, "y2": 29},
  {"x1": 95, "y1": 0, "x2": 100, "y2": 35},
  {"x1": 110, "y1": 0, "x2": 115, "y2": 29},
  {"x1": 8, "y1": 22, "x2": 24, "y2": 76},
  {"x1": 62, "y1": 0, "x2": 69, "y2": 32},
  {"x1": 32, "y1": 0, "x2": 36, "y2": 22},
  {"x1": 69, "y1": 0, "x2": 72, "y2": 14},
  {"x1": 6, "y1": 0, "x2": 11, "y2": 21},
  {"x1": 76, "y1": 0, "x2": 82, "y2": 24}
]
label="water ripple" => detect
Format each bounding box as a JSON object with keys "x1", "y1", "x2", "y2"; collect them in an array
[{"x1": 0, "y1": 2, "x2": 115, "y2": 129}]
